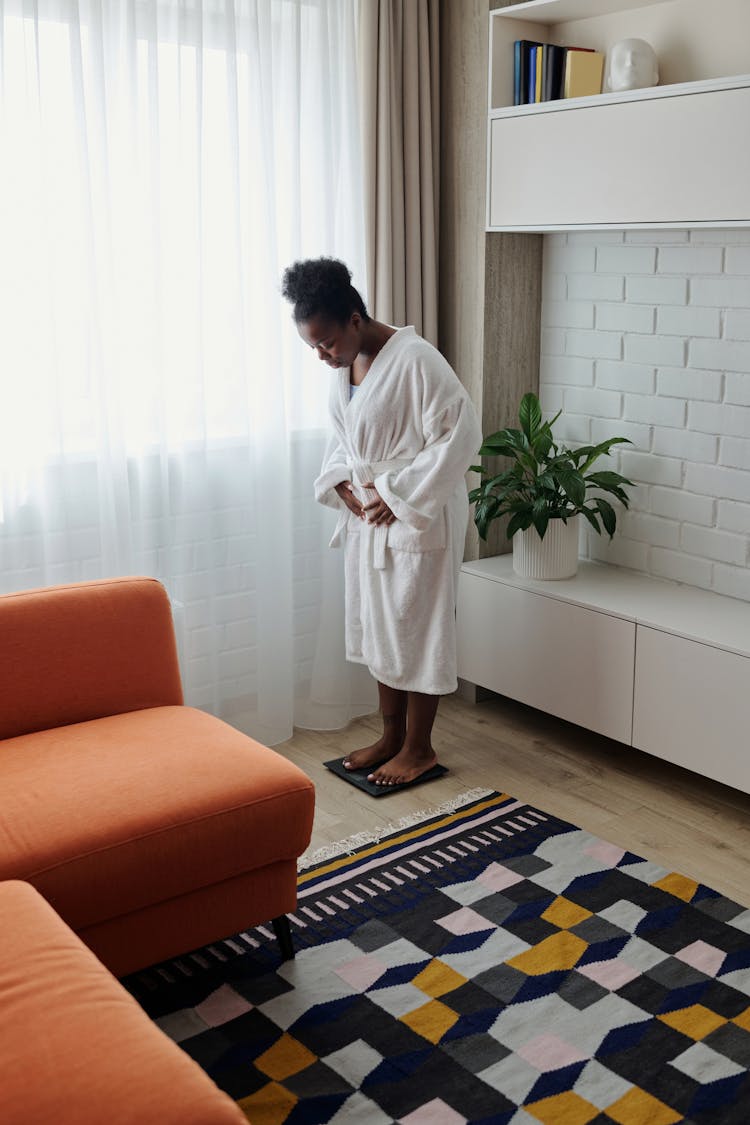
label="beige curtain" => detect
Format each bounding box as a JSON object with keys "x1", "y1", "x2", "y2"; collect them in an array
[{"x1": 358, "y1": 0, "x2": 440, "y2": 345}]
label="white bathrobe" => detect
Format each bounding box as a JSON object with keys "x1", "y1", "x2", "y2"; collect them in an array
[{"x1": 314, "y1": 326, "x2": 483, "y2": 695}]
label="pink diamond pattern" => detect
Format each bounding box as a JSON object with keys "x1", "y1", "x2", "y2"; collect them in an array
[
  {"x1": 675, "y1": 940, "x2": 726, "y2": 977},
  {"x1": 436, "y1": 906, "x2": 498, "y2": 936},
  {"x1": 584, "y1": 840, "x2": 626, "y2": 867},
  {"x1": 400, "y1": 1098, "x2": 467, "y2": 1124},
  {"x1": 518, "y1": 1032, "x2": 588, "y2": 1072},
  {"x1": 334, "y1": 954, "x2": 389, "y2": 992},
  {"x1": 578, "y1": 959, "x2": 641, "y2": 991},
  {"x1": 477, "y1": 862, "x2": 525, "y2": 892},
  {"x1": 194, "y1": 984, "x2": 253, "y2": 1027}
]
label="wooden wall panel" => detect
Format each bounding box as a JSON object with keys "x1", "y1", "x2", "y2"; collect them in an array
[{"x1": 439, "y1": 1, "x2": 543, "y2": 562}]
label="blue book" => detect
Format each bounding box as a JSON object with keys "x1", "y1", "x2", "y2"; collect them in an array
[
  {"x1": 514, "y1": 40, "x2": 543, "y2": 107},
  {"x1": 529, "y1": 45, "x2": 538, "y2": 104},
  {"x1": 514, "y1": 40, "x2": 522, "y2": 105}
]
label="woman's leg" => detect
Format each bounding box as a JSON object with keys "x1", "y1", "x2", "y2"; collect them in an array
[
  {"x1": 368, "y1": 692, "x2": 440, "y2": 785},
  {"x1": 343, "y1": 681, "x2": 407, "y2": 770}
]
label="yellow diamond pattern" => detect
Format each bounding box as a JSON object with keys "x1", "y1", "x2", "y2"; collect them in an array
[
  {"x1": 412, "y1": 958, "x2": 467, "y2": 998},
  {"x1": 542, "y1": 895, "x2": 593, "y2": 929},
  {"x1": 653, "y1": 873, "x2": 699, "y2": 902},
  {"x1": 606, "y1": 1087, "x2": 682, "y2": 1124},
  {"x1": 237, "y1": 1081, "x2": 298, "y2": 1124},
  {"x1": 525, "y1": 1091, "x2": 600, "y2": 1124},
  {"x1": 508, "y1": 930, "x2": 588, "y2": 975},
  {"x1": 254, "y1": 1033, "x2": 317, "y2": 1081},
  {"x1": 658, "y1": 1004, "x2": 727, "y2": 1040},
  {"x1": 401, "y1": 999, "x2": 459, "y2": 1044}
]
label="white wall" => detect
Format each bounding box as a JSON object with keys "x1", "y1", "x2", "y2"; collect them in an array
[{"x1": 539, "y1": 228, "x2": 750, "y2": 602}]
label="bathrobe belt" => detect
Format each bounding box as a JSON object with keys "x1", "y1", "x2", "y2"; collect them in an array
[{"x1": 329, "y1": 458, "x2": 413, "y2": 569}]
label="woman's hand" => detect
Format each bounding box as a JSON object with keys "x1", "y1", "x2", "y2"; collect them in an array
[
  {"x1": 335, "y1": 480, "x2": 365, "y2": 520},
  {"x1": 362, "y1": 484, "x2": 396, "y2": 526}
]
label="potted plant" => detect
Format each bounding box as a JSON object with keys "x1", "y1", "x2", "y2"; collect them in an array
[{"x1": 469, "y1": 392, "x2": 634, "y2": 580}]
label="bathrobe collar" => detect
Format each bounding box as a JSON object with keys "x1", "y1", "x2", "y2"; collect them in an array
[{"x1": 339, "y1": 326, "x2": 414, "y2": 415}]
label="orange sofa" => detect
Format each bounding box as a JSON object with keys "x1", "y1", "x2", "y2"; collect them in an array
[
  {"x1": 0, "y1": 576, "x2": 315, "y2": 976},
  {"x1": 1, "y1": 879, "x2": 247, "y2": 1124}
]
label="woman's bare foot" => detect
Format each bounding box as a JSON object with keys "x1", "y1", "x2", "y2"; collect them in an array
[
  {"x1": 368, "y1": 744, "x2": 438, "y2": 786},
  {"x1": 343, "y1": 729, "x2": 405, "y2": 772}
]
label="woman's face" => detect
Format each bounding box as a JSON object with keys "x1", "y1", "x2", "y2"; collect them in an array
[{"x1": 297, "y1": 312, "x2": 361, "y2": 369}]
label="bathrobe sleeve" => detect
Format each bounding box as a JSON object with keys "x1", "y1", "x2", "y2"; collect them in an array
[
  {"x1": 314, "y1": 431, "x2": 351, "y2": 511},
  {"x1": 313, "y1": 379, "x2": 351, "y2": 511},
  {"x1": 373, "y1": 383, "x2": 482, "y2": 532}
]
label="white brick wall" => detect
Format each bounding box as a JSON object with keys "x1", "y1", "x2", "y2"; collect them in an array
[{"x1": 540, "y1": 229, "x2": 750, "y2": 601}]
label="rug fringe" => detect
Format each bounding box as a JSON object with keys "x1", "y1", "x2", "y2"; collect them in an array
[{"x1": 297, "y1": 787, "x2": 494, "y2": 870}]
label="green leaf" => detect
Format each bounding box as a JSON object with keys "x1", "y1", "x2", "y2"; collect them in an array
[
  {"x1": 557, "y1": 469, "x2": 586, "y2": 508},
  {"x1": 581, "y1": 437, "x2": 632, "y2": 469},
  {"x1": 531, "y1": 509, "x2": 549, "y2": 539},
  {"x1": 478, "y1": 427, "x2": 528, "y2": 457},
  {"x1": 586, "y1": 470, "x2": 633, "y2": 489},
  {"x1": 580, "y1": 506, "x2": 601, "y2": 534},
  {"x1": 468, "y1": 464, "x2": 485, "y2": 474},
  {"x1": 595, "y1": 497, "x2": 617, "y2": 538},
  {"x1": 506, "y1": 510, "x2": 533, "y2": 539},
  {"x1": 533, "y1": 426, "x2": 554, "y2": 460},
  {"x1": 518, "y1": 393, "x2": 542, "y2": 442}
]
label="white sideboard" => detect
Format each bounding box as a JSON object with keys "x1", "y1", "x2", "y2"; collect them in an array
[
  {"x1": 487, "y1": 0, "x2": 750, "y2": 231},
  {"x1": 457, "y1": 555, "x2": 750, "y2": 793}
]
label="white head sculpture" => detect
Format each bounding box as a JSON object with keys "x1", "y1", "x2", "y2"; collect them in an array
[{"x1": 604, "y1": 38, "x2": 659, "y2": 93}]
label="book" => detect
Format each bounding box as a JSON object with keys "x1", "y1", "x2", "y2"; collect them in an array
[
  {"x1": 513, "y1": 40, "x2": 522, "y2": 105},
  {"x1": 513, "y1": 40, "x2": 542, "y2": 107},
  {"x1": 563, "y1": 48, "x2": 604, "y2": 98},
  {"x1": 543, "y1": 44, "x2": 567, "y2": 101},
  {"x1": 535, "y1": 45, "x2": 544, "y2": 103}
]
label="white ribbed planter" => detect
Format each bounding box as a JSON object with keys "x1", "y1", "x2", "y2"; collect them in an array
[{"x1": 512, "y1": 515, "x2": 580, "y2": 580}]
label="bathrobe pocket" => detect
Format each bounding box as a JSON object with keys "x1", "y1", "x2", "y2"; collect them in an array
[{"x1": 386, "y1": 509, "x2": 447, "y2": 553}]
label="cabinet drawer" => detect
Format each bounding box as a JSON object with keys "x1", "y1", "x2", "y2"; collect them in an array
[
  {"x1": 488, "y1": 86, "x2": 750, "y2": 229},
  {"x1": 457, "y1": 572, "x2": 635, "y2": 743},
  {"x1": 633, "y1": 626, "x2": 750, "y2": 793}
]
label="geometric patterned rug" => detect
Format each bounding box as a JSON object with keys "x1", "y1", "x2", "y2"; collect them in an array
[{"x1": 123, "y1": 791, "x2": 750, "y2": 1124}]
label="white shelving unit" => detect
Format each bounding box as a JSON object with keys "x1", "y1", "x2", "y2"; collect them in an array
[
  {"x1": 487, "y1": 0, "x2": 750, "y2": 230},
  {"x1": 457, "y1": 556, "x2": 750, "y2": 793}
]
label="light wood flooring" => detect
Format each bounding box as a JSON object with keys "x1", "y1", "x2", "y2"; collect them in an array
[{"x1": 278, "y1": 692, "x2": 750, "y2": 908}]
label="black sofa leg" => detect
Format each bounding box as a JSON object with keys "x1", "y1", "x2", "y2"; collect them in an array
[{"x1": 272, "y1": 914, "x2": 295, "y2": 960}]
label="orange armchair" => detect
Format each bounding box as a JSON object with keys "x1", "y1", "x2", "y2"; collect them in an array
[{"x1": 0, "y1": 577, "x2": 315, "y2": 975}]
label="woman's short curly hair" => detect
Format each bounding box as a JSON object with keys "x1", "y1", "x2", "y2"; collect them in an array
[{"x1": 281, "y1": 257, "x2": 369, "y2": 325}]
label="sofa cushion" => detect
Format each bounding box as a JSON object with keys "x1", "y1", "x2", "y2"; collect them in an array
[
  {"x1": 0, "y1": 577, "x2": 184, "y2": 740},
  {"x1": 0, "y1": 706, "x2": 314, "y2": 929},
  {"x1": 0, "y1": 880, "x2": 245, "y2": 1125}
]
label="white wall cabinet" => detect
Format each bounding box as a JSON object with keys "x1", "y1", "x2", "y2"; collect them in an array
[
  {"x1": 487, "y1": 0, "x2": 750, "y2": 231},
  {"x1": 457, "y1": 556, "x2": 750, "y2": 793}
]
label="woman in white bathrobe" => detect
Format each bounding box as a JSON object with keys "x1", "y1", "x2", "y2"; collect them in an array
[{"x1": 282, "y1": 258, "x2": 482, "y2": 787}]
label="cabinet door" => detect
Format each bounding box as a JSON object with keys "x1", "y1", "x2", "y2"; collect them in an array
[
  {"x1": 488, "y1": 86, "x2": 750, "y2": 229},
  {"x1": 633, "y1": 626, "x2": 750, "y2": 793},
  {"x1": 457, "y1": 573, "x2": 635, "y2": 743}
]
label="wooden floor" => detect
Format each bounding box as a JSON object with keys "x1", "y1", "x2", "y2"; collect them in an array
[{"x1": 278, "y1": 692, "x2": 750, "y2": 908}]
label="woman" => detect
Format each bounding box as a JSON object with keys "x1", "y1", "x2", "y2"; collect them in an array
[{"x1": 282, "y1": 258, "x2": 482, "y2": 787}]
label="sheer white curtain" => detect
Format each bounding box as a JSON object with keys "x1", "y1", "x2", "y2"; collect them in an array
[{"x1": 0, "y1": 0, "x2": 377, "y2": 744}]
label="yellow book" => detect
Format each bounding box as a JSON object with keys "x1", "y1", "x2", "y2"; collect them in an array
[
  {"x1": 563, "y1": 49, "x2": 604, "y2": 99},
  {"x1": 535, "y1": 45, "x2": 544, "y2": 102}
]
